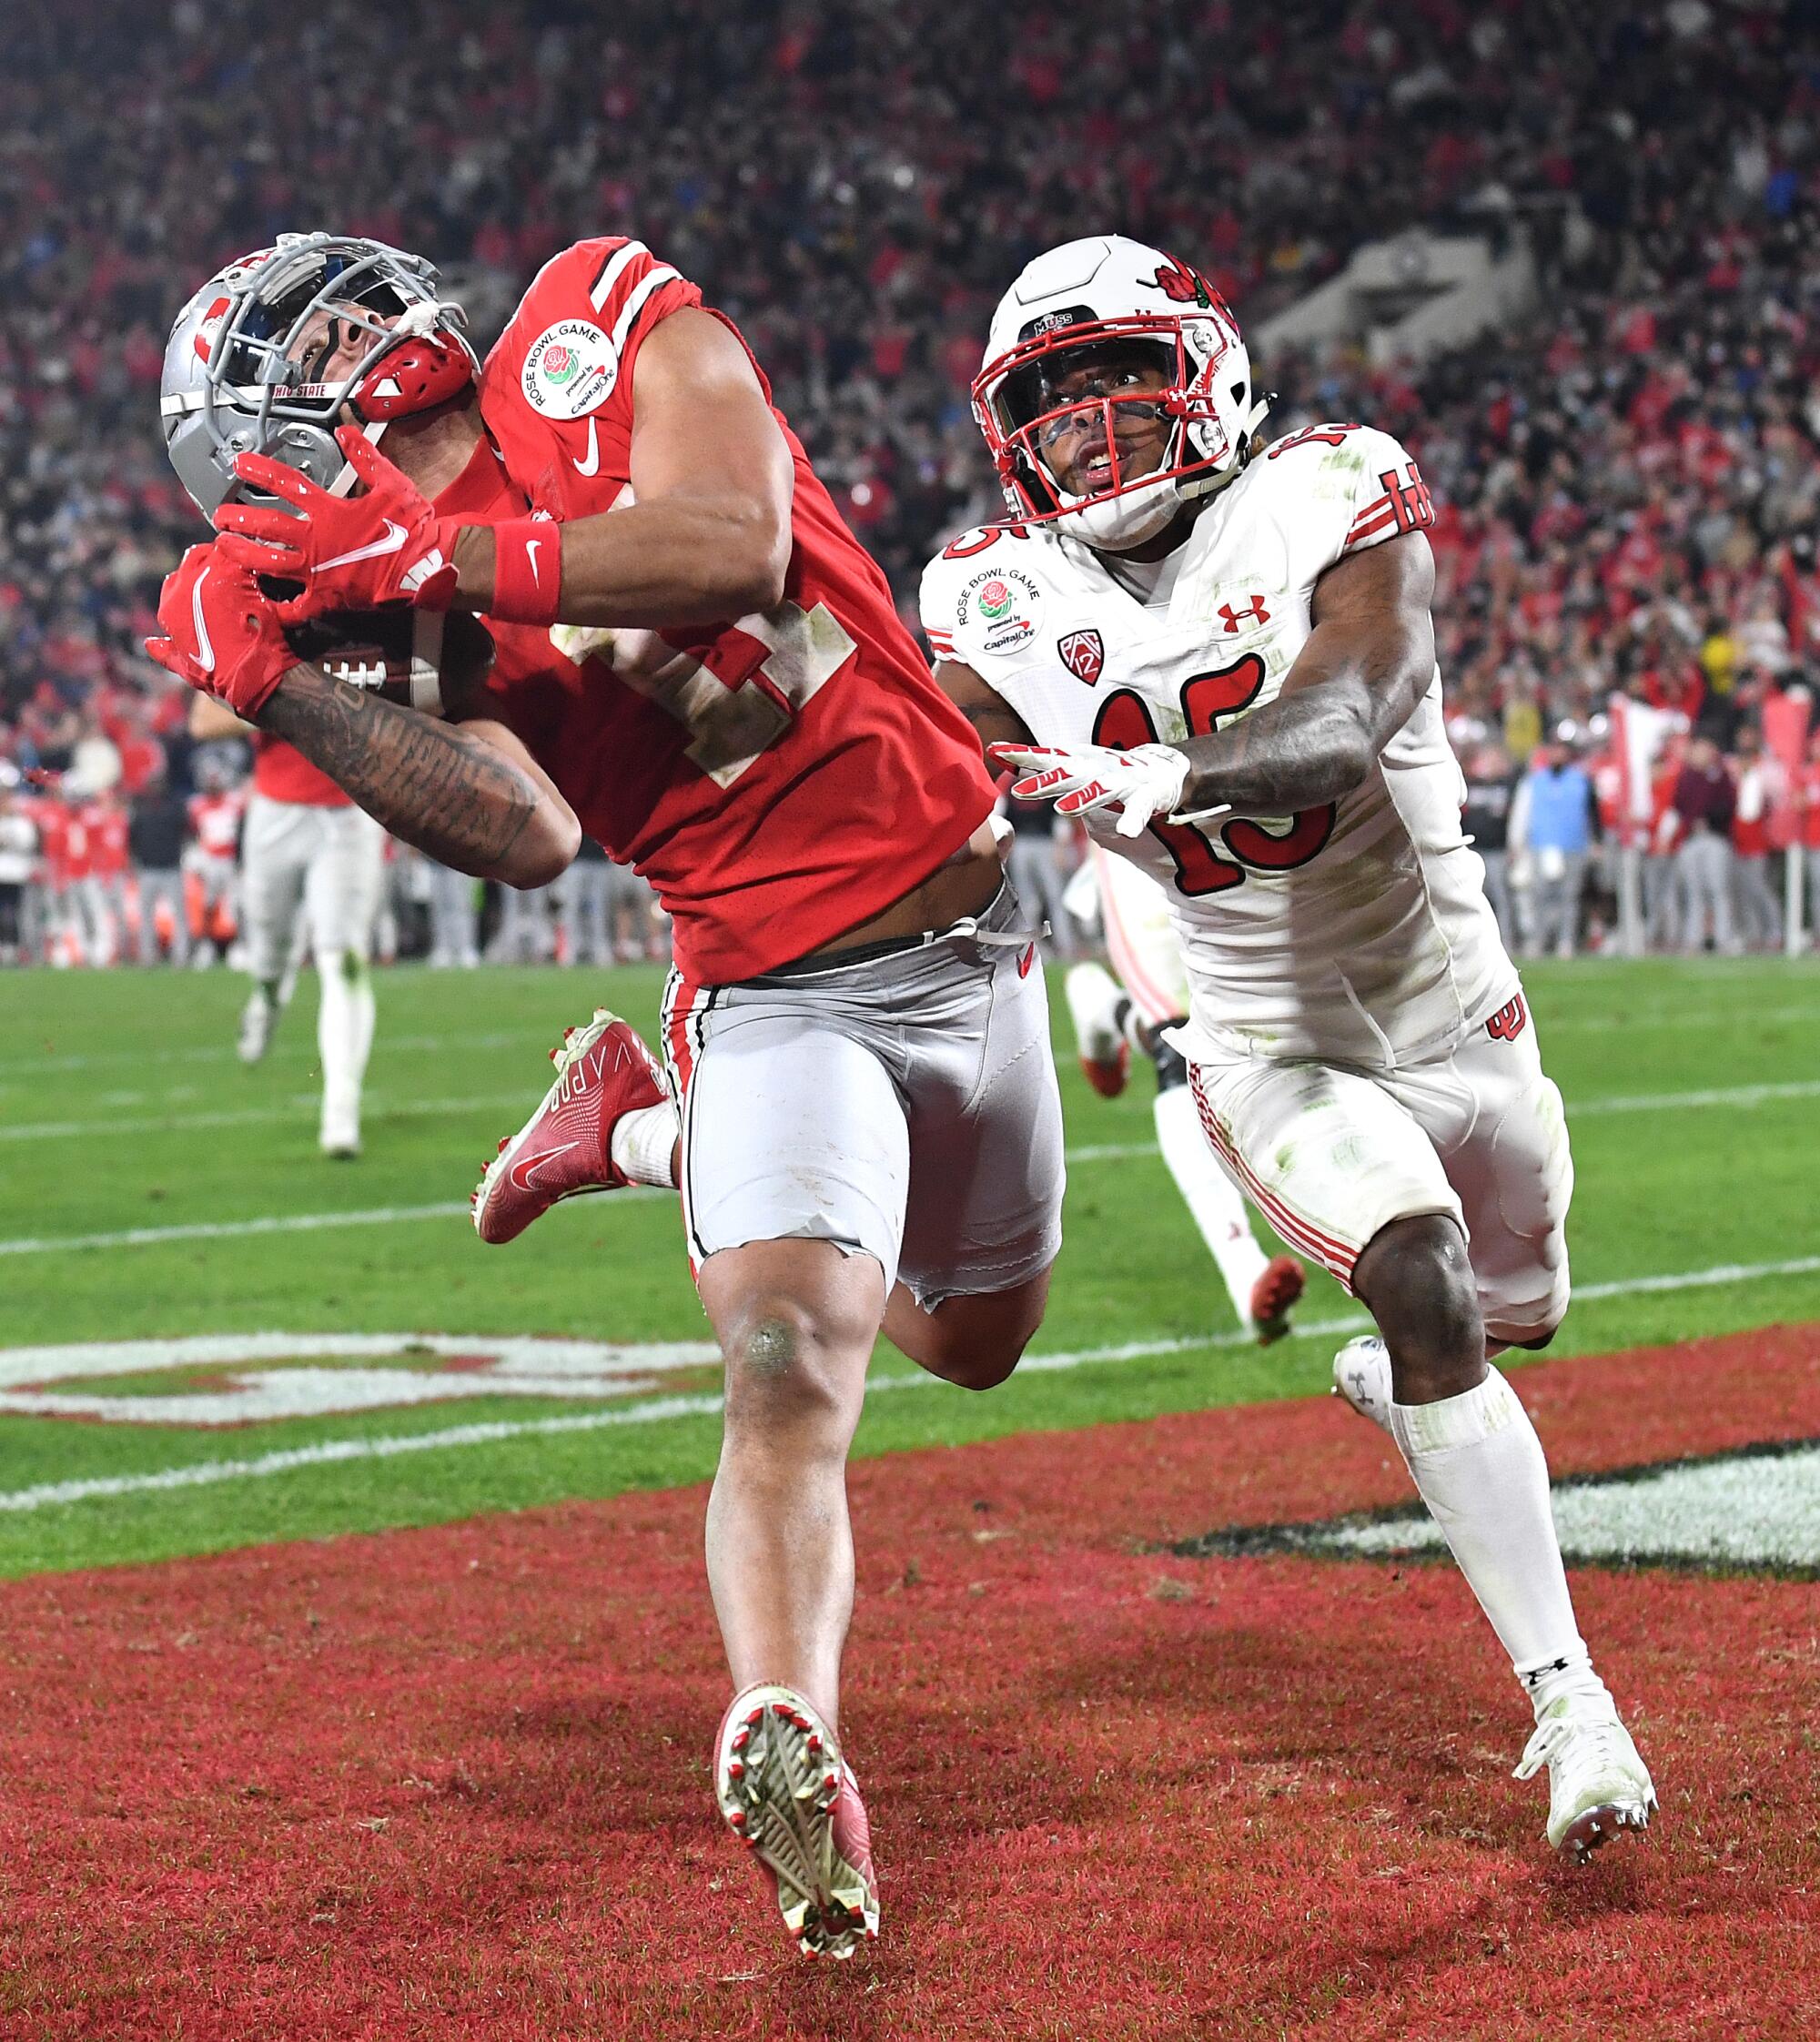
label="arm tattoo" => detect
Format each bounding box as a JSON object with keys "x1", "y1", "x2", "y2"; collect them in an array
[
  {"x1": 1176, "y1": 675, "x2": 1380, "y2": 816},
  {"x1": 258, "y1": 667, "x2": 541, "y2": 874}
]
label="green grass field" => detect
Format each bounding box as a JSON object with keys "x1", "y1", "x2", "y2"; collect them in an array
[{"x1": 0, "y1": 955, "x2": 1815, "y2": 1580}]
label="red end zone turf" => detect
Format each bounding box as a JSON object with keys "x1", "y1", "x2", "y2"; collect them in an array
[{"x1": 0, "y1": 1330, "x2": 1815, "y2": 2040}]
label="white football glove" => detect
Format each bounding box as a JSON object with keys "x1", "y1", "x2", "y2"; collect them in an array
[{"x1": 990, "y1": 739, "x2": 1224, "y2": 839}]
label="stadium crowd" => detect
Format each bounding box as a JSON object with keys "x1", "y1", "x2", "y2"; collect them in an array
[{"x1": 1, "y1": 0, "x2": 1816, "y2": 965}]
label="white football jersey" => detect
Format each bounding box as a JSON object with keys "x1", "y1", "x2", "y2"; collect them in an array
[{"x1": 921, "y1": 422, "x2": 1517, "y2": 1067}]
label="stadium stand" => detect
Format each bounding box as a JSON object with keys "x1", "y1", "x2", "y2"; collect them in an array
[{"x1": 0, "y1": 0, "x2": 1815, "y2": 956}]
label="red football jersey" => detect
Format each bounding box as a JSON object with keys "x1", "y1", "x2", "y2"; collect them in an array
[
  {"x1": 79, "y1": 802, "x2": 129, "y2": 877},
  {"x1": 472, "y1": 237, "x2": 994, "y2": 983},
  {"x1": 253, "y1": 733, "x2": 349, "y2": 807}
]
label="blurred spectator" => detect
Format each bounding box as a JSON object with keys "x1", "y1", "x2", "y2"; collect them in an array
[
  {"x1": 1511, "y1": 741, "x2": 1598, "y2": 957},
  {"x1": 1671, "y1": 735, "x2": 1739, "y2": 954},
  {"x1": 1803, "y1": 728, "x2": 1820, "y2": 949},
  {"x1": 1729, "y1": 724, "x2": 1784, "y2": 948},
  {"x1": 556, "y1": 835, "x2": 610, "y2": 969},
  {"x1": 0, "y1": 781, "x2": 35, "y2": 964},
  {"x1": 1461, "y1": 741, "x2": 1518, "y2": 947},
  {"x1": 126, "y1": 772, "x2": 191, "y2": 966},
  {"x1": 0, "y1": 0, "x2": 1814, "y2": 965},
  {"x1": 1002, "y1": 794, "x2": 1078, "y2": 961},
  {"x1": 426, "y1": 859, "x2": 481, "y2": 970}
]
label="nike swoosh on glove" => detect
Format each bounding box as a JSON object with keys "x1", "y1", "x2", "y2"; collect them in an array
[
  {"x1": 143, "y1": 545, "x2": 298, "y2": 715},
  {"x1": 988, "y1": 739, "x2": 1217, "y2": 839},
  {"x1": 214, "y1": 425, "x2": 460, "y2": 615}
]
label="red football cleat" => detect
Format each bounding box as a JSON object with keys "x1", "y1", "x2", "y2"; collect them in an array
[
  {"x1": 1065, "y1": 962, "x2": 1132, "y2": 1099},
  {"x1": 471, "y1": 1007, "x2": 668, "y2": 1245},
  {"x1": 714, "y1": 1683, "x2": 880, "y2": 1960},
  {"x1": 1249, "y1": 1252, "x2": 1306, "y2": 1346}
]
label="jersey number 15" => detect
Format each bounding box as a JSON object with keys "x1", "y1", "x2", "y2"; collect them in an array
[{"x1": 1091, "y1": 656, "x2": 1334, "y2": 895}]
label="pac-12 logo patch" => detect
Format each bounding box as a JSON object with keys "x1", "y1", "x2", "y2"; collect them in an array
[
  {"x1": 521, "y1": 318, "x2": 619, "y2": 420},
  {"x1": 1057, "y1": 629, "x2": 1104, "y2": 685}
]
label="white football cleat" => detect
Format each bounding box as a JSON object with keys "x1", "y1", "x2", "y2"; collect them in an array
[
  {"x1": 714, "y1": 1683, "x2": 879, "y2": 1959},
  {"x1": 1331, "y1": 1334, "x2": 1393, "y2": 1433},
  {"x1": 1514, "y1": 1687, "x2": 1657, "y2": 1862},
  {"x1": 1064, "y1": 961, "x2": 1131, "y2": 1098}
]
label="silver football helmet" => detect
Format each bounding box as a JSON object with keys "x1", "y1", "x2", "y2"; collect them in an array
[{"x1": 159, "y1": 232, "x2": 478, "y2": 518}]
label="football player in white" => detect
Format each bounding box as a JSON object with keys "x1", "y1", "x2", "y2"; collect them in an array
[
  {"x1": 1063, "y1": 851, "x2": 1305, "y2": 1344},
  {"x1": 920, "y1": 236, "x2": 1654, "y2": 1862}
]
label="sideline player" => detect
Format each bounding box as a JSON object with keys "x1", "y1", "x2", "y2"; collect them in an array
[
  {"x1": 919, "y1": 235, "x2": 1653, "y2": 1861},
  {"x1": 1062, "y1": 847, "x2": 1303, "y2": 1343},
  {"x1": 147, "y1": 231, "x2": 1065, "y2": 1956},
  {"x1": 188, "y1": 692, "x2": 382, "y2": 1153}
]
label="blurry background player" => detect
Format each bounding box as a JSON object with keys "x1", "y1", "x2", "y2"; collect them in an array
[
  {"x1": 183, "y1": 748, "x2": 245, "y2": 965},
  {"x1": 189, "y1": 695, "x2": 382, "y2": 1156},
  {"x1": 1063, "y1": 847, "x2": 1303, "y2": 1343}
]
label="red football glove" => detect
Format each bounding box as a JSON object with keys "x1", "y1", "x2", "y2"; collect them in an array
[
  {"x1": 213, "y1": 425, "x2": 460, "y2": 615},
  {"x1": 144, "y1": 545, "x2": 299, "y2": 716}
]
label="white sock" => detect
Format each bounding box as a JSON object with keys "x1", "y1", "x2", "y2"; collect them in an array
[
  {"x1": 610, "y1": 1101, "x2": 680, "y2": 1188},
  {"x1": 1390, "y1": 1369, "x2": 1593, "y2": 1705},
  {"x1": 1153, "y1": 1083, "x2": 1269, "y2": 1324}
]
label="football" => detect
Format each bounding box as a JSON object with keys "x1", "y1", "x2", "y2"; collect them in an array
[{"x1": 281, "y1": 606, "x2": 496, "y2": 718}]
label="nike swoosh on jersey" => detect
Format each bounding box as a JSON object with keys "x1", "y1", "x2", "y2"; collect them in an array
[
  {"x1": 318, "y1": 520, "x2": 409, "y2": 572},
  {"x1": 572, "y1": 417, "x2": 601, "y2": 476},
  {"x1": 191, "y1": 569, "x2": 216, "y2": 673},
  {"x1": 508, "y1": 1140, "x2": 585, "y2": 1194}
]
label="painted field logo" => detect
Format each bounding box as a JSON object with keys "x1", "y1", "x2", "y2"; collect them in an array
[
  {"x1": 0, "y1": 1333, "x2": 723, "y2": 1427},
  {"x1": 1174, "y1": 1441, "x2": 1820, "y2": 1575}
]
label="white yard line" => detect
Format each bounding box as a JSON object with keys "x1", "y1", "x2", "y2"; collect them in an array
[
  {"x1": 0, "y1": 1092, "x2": 546, "y2": 1144},
  {"x1": 8, "y1": 1071, "x2": 1820, "y2": 1151},
  {"x1": 0, "y1": 1257, "x2": 1815, "y2": 1514},
  {"x1": 0, "y1": 1028, "x2": 533, "y2": 1079}
]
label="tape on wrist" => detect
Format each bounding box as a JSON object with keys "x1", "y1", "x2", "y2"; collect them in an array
[{"x1": 488, "y1": 519, "x2": 561, "y2": 626}]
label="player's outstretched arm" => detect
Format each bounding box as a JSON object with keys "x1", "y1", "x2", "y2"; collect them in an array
[
  {"x1": 258, "y1": 673, "x2": 581, "y2": 887},
  {"x1": 1174, "y1": 531, "x2": 1437, "y2": 818},
  {"x1": 147, "y1": 545, "x2": 578, "y2": 888},
  {"x1": 453, "y1": 308, "x2": 794, "y2": 629}
]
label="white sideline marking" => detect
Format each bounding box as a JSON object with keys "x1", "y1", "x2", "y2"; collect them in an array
[{"x1": 0, "y1": 1256, "x2": 1816, "y2": 1513}]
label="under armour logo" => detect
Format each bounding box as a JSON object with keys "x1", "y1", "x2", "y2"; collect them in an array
[{"x1": 1217, "y1": 596, "x2": 1271, "y2": 634}]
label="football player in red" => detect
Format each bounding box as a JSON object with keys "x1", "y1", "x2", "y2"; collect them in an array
[{"x1": 147, "y1": 233, "x2": 1066, "y2": 1958}]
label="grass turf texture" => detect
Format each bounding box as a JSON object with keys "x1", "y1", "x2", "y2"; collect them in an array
[
  {"x1": 0, "y1": 1330, "x2": 1813, "y2": 2040},
  {"x1": 0, "y1": 955, "x2": 1816, "y2": 1576}
]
